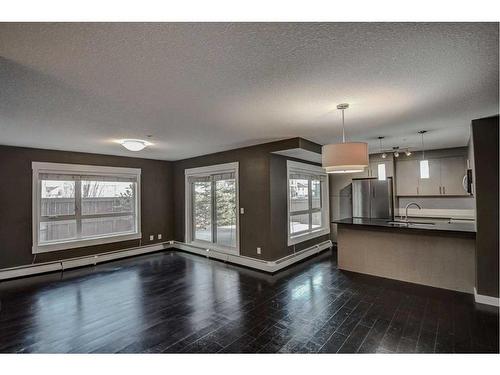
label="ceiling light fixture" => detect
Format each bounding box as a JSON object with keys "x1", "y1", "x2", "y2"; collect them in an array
[
  {"x1": 405, "y1": 149, "x2": 412, "y2": 156},
  {"x1": 322, "y1": 103, "x2": 368, "y2": 174},
  {"x1": 378, "y1": 136, "x2": 386, "y2": 158},
  {"x1": 419, "y1": 131, "x2": 429, "y2": 179},
  {"x1": 119, "y1": 139, "x2": 152, "y2": 152},
  {"x1": 393, "y1": 147, "x2": 399, "y2": 158}
]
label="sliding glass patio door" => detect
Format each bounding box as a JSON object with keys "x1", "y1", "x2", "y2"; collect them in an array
[{"x1": 186, "y1": 163, "x2": 239, "y2": 253}]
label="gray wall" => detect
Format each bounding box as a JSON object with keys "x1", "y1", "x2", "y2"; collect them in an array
[
  {"x1": 1, "y1": 138, "x2": 328, "y2": 270},
  {"x1": 0, "y1": 145, "x2": 174, "y2": 269},
  {"x1": 172, "y1": 137, "x2": 328, "y2": 262}
]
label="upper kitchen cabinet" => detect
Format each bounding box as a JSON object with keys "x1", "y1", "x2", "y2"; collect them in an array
[
  {"x1": 440, "y1": 156, "x2": 469, "y2": 195},
  {"x1": 395, "y1": 155, "x2": 468, "y2": 196},
  {"x1": 396, "y1": 159, "x2": 419, "y2": 195},
  {"x1": 418, "y1": 158, "x2": 442, "y2": 195},
  {"x1": 358, "y1": 155, "x2": 394, "y2": 179}
]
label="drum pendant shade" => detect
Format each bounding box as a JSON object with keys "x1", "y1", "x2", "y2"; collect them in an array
[
  {"x1": 322, "y1": 103, "x2": 368, "y2": 174},
  {"x1": 322, "y1": 142, "x2": 369, "y2": 173}
]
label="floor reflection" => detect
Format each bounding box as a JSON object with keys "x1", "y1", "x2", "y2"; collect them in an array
[{"x1": 0, "y1": 249, "x2": 497, "y2": 353}]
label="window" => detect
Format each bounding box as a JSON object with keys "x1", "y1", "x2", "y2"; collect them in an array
[
  {"x1": 287, "y1": 161, "x2": 329, "y2": 245},
  {"x1": 185, "y1": 162, "x2": 239, "y2": 253},
  {"x1": 32, "y1": 162, "x2": 141, "y2": 253}
]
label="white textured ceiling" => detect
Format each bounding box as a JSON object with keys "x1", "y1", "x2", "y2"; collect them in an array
[{"x1": 0, "y1": 23, "x2": 498, "y2": 160}]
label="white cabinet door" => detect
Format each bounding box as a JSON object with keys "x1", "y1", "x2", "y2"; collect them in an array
[
  {"x1": 395, "y1": 159, "x2": 419, "y2": 196},
  {"x1": 418, "y1": 159, "x2": 441, "y2": 195},
  {"x1": 440, "y1": 156, "x2": 467, "y2": 195},
  {"x1": 368, "y1": 160, "x2": 393, "y2": 179}
]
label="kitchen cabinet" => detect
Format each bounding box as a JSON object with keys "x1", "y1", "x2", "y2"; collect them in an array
[
  {"x1": 440, "y1": 156, "x2": 468, "y2": 195},
  {"x1": 395, "y1": 159, "x2": 419, "y2": 195},
  {"x1": 418, "y1": 159, "x2": 441, "y2": 195},
  {"x1": 366, "y1": 160, "x2": 393, "y2": 179},
  {"x1": 395, "y1": 156, "x2": 468, "y2": 196}
]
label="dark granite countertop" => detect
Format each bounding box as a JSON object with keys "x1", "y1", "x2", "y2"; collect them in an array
[{"x1": 333, "y1": 217, "x2": 476, "y2": 234}]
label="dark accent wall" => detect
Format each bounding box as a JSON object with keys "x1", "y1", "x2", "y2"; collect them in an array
[
  {"x1": 0, "y1": 145, "x2": 174, "y2": 269},
  {"x1": 173, "y1": 138, "x2": 328, "y2": 261},
  {"x1": 471, "y1": 115, "x2": 499, "y2": 298},
  {"x1": 1, "y1": 137, "x2": 327, "y2": 270}
]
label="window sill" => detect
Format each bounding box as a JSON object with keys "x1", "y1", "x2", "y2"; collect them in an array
[
  {"x1": 33, "y1": 232, "x2": 142, "y2": 254},
  {"x1": 288, "y1": 227, "x2": 330, "y2": 246}
]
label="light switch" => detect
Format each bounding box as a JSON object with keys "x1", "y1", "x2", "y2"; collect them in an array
[
  {"x1": 240, "y1": 207, "x2": 245, "y2": 214},
  {"x1": 158, "y1": 234, "x2": 162, "y2": 240},
  {"x1": 149, "y1": 235, "x2": 154, "y2": 241}
]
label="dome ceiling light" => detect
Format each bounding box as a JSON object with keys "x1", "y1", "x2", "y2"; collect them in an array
[
  {"x1": 322, "y1": 103, "x2": 368, "y2": 174},
  {"x1": 119, "y1": 139, "x2": 152, "y2": 152}
]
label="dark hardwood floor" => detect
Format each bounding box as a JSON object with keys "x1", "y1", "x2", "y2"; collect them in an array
[{"x1": 0, "y1": 249, "x2": 498, "y2": 353}]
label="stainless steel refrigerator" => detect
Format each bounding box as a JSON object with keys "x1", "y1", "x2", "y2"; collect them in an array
[{"x1": 352, "y1": 177, "x2": 393, "y2": 219}]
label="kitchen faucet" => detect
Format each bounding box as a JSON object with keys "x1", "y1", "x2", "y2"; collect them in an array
[{"x1": 404, "y1": 202, "x2": 421, "y2": 222}]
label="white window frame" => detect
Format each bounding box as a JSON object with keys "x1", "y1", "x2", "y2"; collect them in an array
[
  {"x1": 287, "y1": 160, "x2": 330, "y2": 246},
  {"x1": 32, "y1": 162, "x2": 141, "y2": 254},
  {"x1": 185, "y1": 162, "x2": 240, "y2": 255}
]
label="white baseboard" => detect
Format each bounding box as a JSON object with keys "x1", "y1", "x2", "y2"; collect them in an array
[
  {"x1": 0, "y1": 240, "x2": 332, "y2": 281},
  {"x1": 0, "y1": 262, "x2": 63, "y2": 280},
  {"x1": 0, "y1": 242, "x2": 169, "y2": 281},
  {"x1": 474, "y1": 287, "x2": 500, "y2": 307},
  {"x1": 173, "y1": 240, "x2": 332, "y2": 273}
]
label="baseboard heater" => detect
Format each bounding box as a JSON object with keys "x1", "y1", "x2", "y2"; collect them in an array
[
  {"x1": 0, "y1": 242, "x2": 169, "y2": 281},
  {"x1": 174, "y1": 240, "x2": 332, "y2": 273},
  {"x1": 0, "y1": 240, "x2": 332, "y2": 281}
]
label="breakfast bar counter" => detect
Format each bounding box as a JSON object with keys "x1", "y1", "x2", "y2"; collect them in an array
[{"x1": 333, "y1": 217, "x2": 476, "y2": 293}]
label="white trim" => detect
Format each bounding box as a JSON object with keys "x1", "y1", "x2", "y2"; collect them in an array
[
  {"x1": 32, "y1": 162, "x2": 142, "y2": 254},
  {"x1": 32, "y1": 162, "x2": 141, "y2": 177},
  {"x1": 184, "y1": 162, "x2": 240, "y2": 255},
  {"x1": 0, "y1": 242, "x2": 166, "y2": 281},
  {"x1": 287, "y1": 160, "x2": 325, "y2": 174},
  {"x1": 0, "y1": 240, "x2": 332, "y2": 280},
  {"x1": 184, "y1": 162, "x2": 238, "y2": 176},
  {"x1": 287, "y1": 160, "x2": 330, "y2": 246},
  {"x1": 173, "y1": 240, "x2": 332, "y2": 273},
  {"x1": 474, "y1": 287, "x2": 500, "y2": 307}
]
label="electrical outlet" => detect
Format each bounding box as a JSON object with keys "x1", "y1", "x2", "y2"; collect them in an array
[
  {"x1": 149, "y1": 235, "x2": 154, "y2": 241},
  {"x1": 158, "y1": 234, "x2": 162, "y2": 240},
  {"x1": 256, "y1": 247, "x2": 261, "y2": 255}
]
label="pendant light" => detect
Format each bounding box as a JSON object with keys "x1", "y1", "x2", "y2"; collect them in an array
[
  {"x1": 322, "y1": 103, "x2": 368, "y2": 174},
  {"x1": 378, "y1": 136, "x2": 387, "y2": 159},
  {"x1": 419, "y1": 130, "x2": 429, "y2": 179}
]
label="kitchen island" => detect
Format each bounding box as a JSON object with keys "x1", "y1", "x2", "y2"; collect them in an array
[{"x1": 333, "y1": 218, "x2": 476, "y2": 293}]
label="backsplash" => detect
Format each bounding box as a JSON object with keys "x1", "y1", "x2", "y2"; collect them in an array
[{"x1": 397, "y1": 196, "x2": 475, "y2": 219}]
